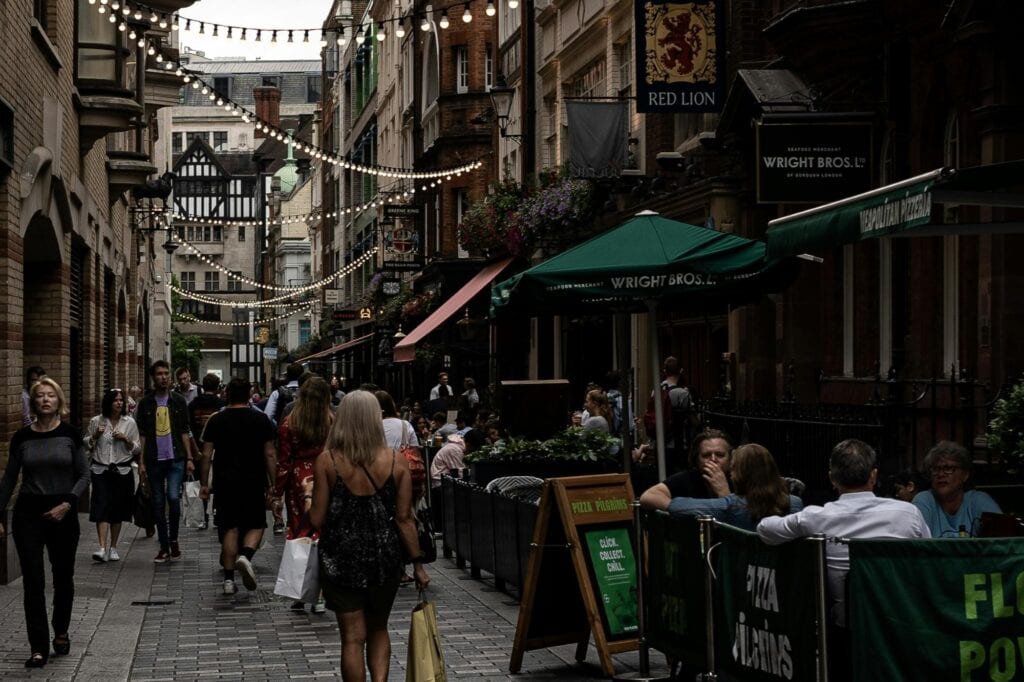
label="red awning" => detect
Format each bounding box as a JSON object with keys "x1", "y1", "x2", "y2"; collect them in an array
[
  {"x1": 393, "y1": 258, "x2": 514, "y2": 363},
  {"x1": 297, "y1": 333, "x2": 373, "y2": 362}
]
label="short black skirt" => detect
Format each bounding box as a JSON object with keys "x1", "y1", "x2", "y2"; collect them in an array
[{"x1": 89, "y1": 469, "x2": 135, "y2": 523}]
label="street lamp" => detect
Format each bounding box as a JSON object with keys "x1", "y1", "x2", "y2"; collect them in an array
[
  {"x1": 489, "y1": 75, "x2": 520, "y2": 142},
  {"x1": 162, "y1": 229, "x2": 179, "y2": 254}
]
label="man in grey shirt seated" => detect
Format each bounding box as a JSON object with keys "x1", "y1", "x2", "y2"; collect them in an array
[{"x1": 756, "y1": 439, "x2": 929, "y2": 682}]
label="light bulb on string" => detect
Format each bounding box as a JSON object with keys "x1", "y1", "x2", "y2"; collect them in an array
[
  {"x1": 198, "y1": 22, "x2": 205, "y2": 34},
  {"x1": 319, "y1": 31, "x2": 327, "y2": 47},
  {"x1": 212, "y1": 24, "x2": 219, "y2": 37},
  {"x1": 337, "y1": 30, "x2": 347, "y2": 45},
  {"x1": 288, "y1": 30, "x2": 294, "y2": 42},
  {"x1": 271, "y1": 30, "x2": 277, "y2": 42},
  {"x1": 158, "y1": 13, "x2": 168, "y2": 28},
  {"x1": 241, "y1": 28, "x2": 247, "y2": 40},
  {"x1": 149, "y1": 11, "x2": 157, "y2": 22},
  {"x1": 462, "y1": 4, "x2": 473, "y2": 22},
  {"x1": 226, "y1": 26, "x2": 233, "y2": 39},
  {"x1": 355, "y1": 25, "x2": 365, "y2": 44},
  {"x1": 376, "y1": 23, "x2": 386, "y2": 41},
  {"x1": 420, "y1": 15, "x2": 431, "y2": 31},
  {"x1": 486, "y1": 0, "x2": 496, "y2": 15},
  {"x1": 508, "y1": 0, "x2": 518, "y2": 7},
  {"x1": 396, "y1": 18, "x2": 406, "y2": 38},
  {"x1": 184, "y1": 19, "x2": 191, "y2": 31},
  {"x1": 439, "y1": 10, "x2": 449, "y2": 28},
  {"x1": 171, "y1": 15, "x2": 179, "y2": 30}
]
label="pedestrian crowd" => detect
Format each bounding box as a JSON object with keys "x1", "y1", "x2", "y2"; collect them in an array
[
  {"x1": 0, "y1": 357, "x2": 1008, "y2": 680},
  {"x1": 0, "y1": 361, "x2": 504, "y2": 679}
]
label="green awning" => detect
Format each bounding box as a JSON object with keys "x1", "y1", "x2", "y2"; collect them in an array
[
  {"x1": 491, "y1": 211, "x2": 795, "y2": 316},
  {"x1": 766, "y1": 160, "x2": 1024, "y2": 259}
]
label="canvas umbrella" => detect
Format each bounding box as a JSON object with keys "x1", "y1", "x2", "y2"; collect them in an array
[{"x1": 491, "y1": 210, "x2": 798, "y2": 480}]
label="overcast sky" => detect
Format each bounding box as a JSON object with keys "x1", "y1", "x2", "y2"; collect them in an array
[{"x1": 177, "y1": 0, "x2": 335, "y2": 61}]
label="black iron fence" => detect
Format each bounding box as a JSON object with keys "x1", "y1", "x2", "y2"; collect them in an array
[
  {"x1": 702, "y1": 372, "x2": 1011, "y2": 504},
  {"x1": 440, "y1": 477, "x2": 537, "y2": 594}
]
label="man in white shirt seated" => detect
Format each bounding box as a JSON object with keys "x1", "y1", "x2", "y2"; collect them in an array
[{"x1": 756, "y1": 438, "x2": 930, "y2": 682}]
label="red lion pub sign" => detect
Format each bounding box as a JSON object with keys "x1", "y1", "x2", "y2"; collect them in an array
[{"x1": 635, "y1": 0, "x2": 725, "y2": 114}]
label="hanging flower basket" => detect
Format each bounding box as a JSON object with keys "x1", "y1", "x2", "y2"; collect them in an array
[{"x1": 988, "y1": 376, "x2": 1024, "y2": 471}]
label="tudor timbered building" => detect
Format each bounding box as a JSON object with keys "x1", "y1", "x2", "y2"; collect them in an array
[{"x1": 171, "y1": 139, "x2": 263, "y2": 384}]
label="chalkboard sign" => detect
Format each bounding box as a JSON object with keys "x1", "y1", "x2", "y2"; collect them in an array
[{"x1": 510, "y1": 474, "x2": 638, "y2": 676}]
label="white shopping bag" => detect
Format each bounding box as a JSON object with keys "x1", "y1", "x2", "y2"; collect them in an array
[
  {"x1": 182, "y1": 478, "x2": 205, "y2": 529},
  {"x1": 274, "y1": 537, "x2": 320, "y2": 603}
]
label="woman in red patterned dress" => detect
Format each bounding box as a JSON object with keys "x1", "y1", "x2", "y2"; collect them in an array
[{"x1": 273, "y1": 376, "x2": 333, "y2": 612}]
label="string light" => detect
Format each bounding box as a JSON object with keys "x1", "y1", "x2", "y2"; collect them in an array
[
  {"x1": 177, "y1": 304, "x2": 313, "y2": 327},
  {"x1": 157, "y1": 55, "x2": 483, "y2": 180},
  {"x1": 486, "y1": 0, "x2": 496, "y2": 16},
  {"x1": 86, "y1": 0, "x2": 482, "y2": 48},
  {"x1": 170, "y1": 248, "x2": 379, "y2": 308}
]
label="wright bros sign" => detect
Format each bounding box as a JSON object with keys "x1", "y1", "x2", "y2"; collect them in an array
[{"x1": 635, "y1": 0, "x2": 725, "y2": 114}]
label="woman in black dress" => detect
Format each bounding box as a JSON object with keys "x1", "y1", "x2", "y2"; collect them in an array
[
  {"x1": 0, "y1": 377, "x2": 89, "y2": 667},
  {"x1": 85, "y1": 388, "x2": 140, "y2": 562},
  {"x1": 310, "y1": 391, "x2": 429, "y2": 681}
]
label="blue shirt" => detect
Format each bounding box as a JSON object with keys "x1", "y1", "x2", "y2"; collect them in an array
[
  {"x1": 667, "y1": 493, "x2": 803, "y2": 531},
  {"x1": 912, "y1": 489, "x2": 1001, "y2": 537}
]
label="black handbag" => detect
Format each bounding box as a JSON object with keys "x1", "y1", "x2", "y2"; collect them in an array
[
  {"x1": 414, "y1": 499, "x2": 437, "y2": 564},
  {"x1": 132, "y1": 484, "x2": 154, "y2": 531}
]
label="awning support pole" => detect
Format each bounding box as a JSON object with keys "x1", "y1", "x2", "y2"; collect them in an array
[{"x1": 646, "y1": 300, "x2": 667, "y2": 482}]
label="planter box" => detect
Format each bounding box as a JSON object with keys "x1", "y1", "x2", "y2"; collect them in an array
[{"x1": 470, "y1": 459, "x2": 620, "y2": 487}]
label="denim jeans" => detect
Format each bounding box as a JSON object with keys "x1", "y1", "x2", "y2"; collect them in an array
[{"x1": 147, "y1": 459, "x2": 185, "y2": 549}]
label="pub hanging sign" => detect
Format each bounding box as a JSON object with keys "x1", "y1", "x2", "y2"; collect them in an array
[{"x1": 635, "y1": 0, "x2": 725, "y2": 114}]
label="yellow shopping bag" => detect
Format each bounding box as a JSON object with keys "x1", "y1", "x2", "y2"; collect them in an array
[{"x1": 406, "y1": 598, "x2": 446, "y2": 682}]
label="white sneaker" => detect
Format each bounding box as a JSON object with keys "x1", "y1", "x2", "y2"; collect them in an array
[
  {"x1": 223, "y1": 579, "x2": 237, "y2": 595},
  {"x1": 312, "y1": 599, "x2": 327, "y2": 614},
  {"x1": 92, "y1": 548, "x2": 107, "y2": 563},
  {"x1": 107, "y1": 547, "x2": 120, "y2": 562},
  {"x1": 235, "y1": 556, "x2": 257, "y2": 590}
]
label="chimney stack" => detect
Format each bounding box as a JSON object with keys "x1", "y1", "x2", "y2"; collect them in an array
[{"x1": 253, "y1": 86, "x2": 281, "y2": 138}]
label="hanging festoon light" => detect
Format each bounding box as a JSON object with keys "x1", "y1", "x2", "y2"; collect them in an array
[
  {"x1": 508, "y1": 0, "x2": 519, "y2": 8},
  {"x1": 486, "y1": 0, "x2": 496, "y2": 16},
  {"x1": 319, "y1": 31, "x2": 328, "y2": 47},
  {"x1": 395, "y1": 17, "x2": 407, "y2": 38},
  {"x1": 376, "y1": 22, "x2": 386, "y2": 42},
  {"x1": 462, "y1": 3, "x2": 473, "y2": 22},
  {"x1": 420, "y1": 13, "x2": 431, "y2": 31},
  {"x1": 336, "y1": 28, "x2": 348, "y2": 45},
  {"x1": 303, "y1": 29, "x2": 310, "y2": 43},
  {"x1": 439, "y1": 9, "x2": 450, "y2": 28}
]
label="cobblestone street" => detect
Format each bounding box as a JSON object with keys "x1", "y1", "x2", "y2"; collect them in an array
[{"x1": 0, "y1": 513, "x2": 652, "y2": 680}]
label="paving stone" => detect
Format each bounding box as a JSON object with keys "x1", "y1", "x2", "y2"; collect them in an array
[{"x1": 0, "y1": 512, "x2": 657, "y2": 680}]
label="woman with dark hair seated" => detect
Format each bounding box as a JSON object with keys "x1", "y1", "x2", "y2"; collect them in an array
[
  {"x1": 665, "y1": 443, "x2": 802, "y2": 530},
  {"x1": 912, "y1": 441, "x2": 1001, "y2": 537}
]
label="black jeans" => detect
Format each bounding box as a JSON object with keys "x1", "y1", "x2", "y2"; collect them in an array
[{"x1": 12, "y1": 494, "x2": 80, "y2": 655}]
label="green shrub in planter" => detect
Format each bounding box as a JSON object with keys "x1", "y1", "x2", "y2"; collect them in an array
[{"x1": 465, "y1": 427, "x2": 621, "y2": 485}]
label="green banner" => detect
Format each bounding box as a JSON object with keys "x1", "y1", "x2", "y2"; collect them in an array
[
  {"x1": 644, "y1": 511, "x2": 707, "y2": 668},
  {"x1": 583, "y1": 527, "x2": 638, "y2": 638},
  {"x1": 715, "y1": 524, "x2": 821, "y2": 682},
  {"x1": 849, "y1": 538, "x2": 1024, "y2": 682}
]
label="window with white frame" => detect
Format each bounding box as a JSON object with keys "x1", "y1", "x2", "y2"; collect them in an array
[
  {"x1": 456, "y1": 46, "x2": 469, "y2": 94},
  {"x1": 569, "y1": 59, "x2": 606, "y2": 98},
  {"x1": 942, "y1": 112, "x2": 960, "y2": 376},
  {"x1": 485, "y1": 45, "x2": 494, "y2": 90}
]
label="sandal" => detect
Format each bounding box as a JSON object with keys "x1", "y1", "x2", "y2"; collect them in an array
[
  {"x1": 52, "y1": 634, "x2": 70, "y2": 656},
  {"x1": 25, "y1": 653, "x2": 47, "y2": 668}
]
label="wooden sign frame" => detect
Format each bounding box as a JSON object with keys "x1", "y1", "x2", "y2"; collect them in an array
[{"x1": 510, "y1": 474, "x2": 638, "y2": 677}]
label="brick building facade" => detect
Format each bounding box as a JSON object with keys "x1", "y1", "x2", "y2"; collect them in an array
[{"x1": 1, "y1": 0, "x2": 195, "y2": 468}]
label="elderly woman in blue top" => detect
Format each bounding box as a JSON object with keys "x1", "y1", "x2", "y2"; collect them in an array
[
  {"x1": 912, "y1": 441, "x2": 1001, "y2": 537},
  {"x1": 666, "y1": 443, "x2": 802, "y2": 530},
  {"x1": 0, "y1": 377, "x2": 89, "y2": 668}
]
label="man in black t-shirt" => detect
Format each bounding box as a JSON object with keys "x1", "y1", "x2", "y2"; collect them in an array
[
  {"x1": 639, "y1": 429, "x2": 733, "y2": 511},
  {"x1": 199, "y1": 377, "x2": 276, "y2": 595}
]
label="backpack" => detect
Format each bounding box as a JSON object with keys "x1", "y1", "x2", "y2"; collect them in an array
[
  {"x1": 643, "y1": 383, "x2": 689, "y2": 444},
  {"x1": 272, "y1": 384, "x2": 295, "y2": 425},
  {"x1": 607, "y1": 389, "x2": 623, "y2": 435}
]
